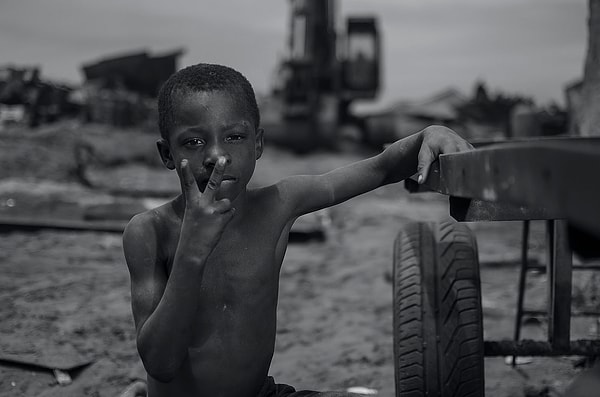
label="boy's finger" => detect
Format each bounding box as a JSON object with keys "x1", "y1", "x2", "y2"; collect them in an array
[
  {"x1": 417, "y1": 146, "x2": 435, "y2": 184},
  {"x1": 203, "y1": 156, "x2": 228, "y2": 201},
  {"x1": 224, "y1": 207, "x2": 236, "y2": 222},
  {"x1": 180, "y1": 159, "x2": 199, "y2": 199},
  {"x1": 212, "y1": 198, "x2": 232, "y2": 213}
]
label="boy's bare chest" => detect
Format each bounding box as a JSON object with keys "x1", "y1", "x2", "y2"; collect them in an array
[
  {"x1": 162, "y1": 214, "x2": 287, "y2": 297},
  {"x1": 163, "y1": 218, "x2": 283, "y2": 348}
]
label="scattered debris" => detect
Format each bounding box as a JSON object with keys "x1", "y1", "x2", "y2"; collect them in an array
[
  {"x1": 38, "y1": 359, "x2": 118, "y2": 397},
  {"x1": 505, "y1": 356, "x2": 534, "y2": 365},
  {"x1": 53, "y1": 369, "x2": 72, "y2": 386},
  {"x1": 346, "y1": 386, "x2": 378, "y2": 395}
]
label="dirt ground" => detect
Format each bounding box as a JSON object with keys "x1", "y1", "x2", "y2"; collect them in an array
[{"x1": 0, "y1": 123, "x2": 599, "y2": 396}]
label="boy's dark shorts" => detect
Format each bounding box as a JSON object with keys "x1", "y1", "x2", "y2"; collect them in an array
[{"x1": 257, "y1": 376, "x2": 356, "y2": 397}]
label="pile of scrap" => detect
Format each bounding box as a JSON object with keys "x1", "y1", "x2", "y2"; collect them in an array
[
  {"x1": 0, "y1": 66, "x2": 78, "y2": 128},
  {"x1": 365, "y1": 84, "x2": 567, "y2": 146},
  {"x1": 365, "y1": 88, "x2": 468, "y2": 145},
  {"x1": 81, "y1": 49, "x2": 184, "y2": 127}
]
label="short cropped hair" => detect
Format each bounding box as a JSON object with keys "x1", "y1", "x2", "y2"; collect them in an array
[{"x1": 157, "y1": 63, "x2": 260, "y2": 139}]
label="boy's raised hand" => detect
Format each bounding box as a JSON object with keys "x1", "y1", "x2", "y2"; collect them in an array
[
  {"x1": 180, "y1": 157, "x2": 235, "y2": 250},
  {"x1": 417, "y1": 125, "x2": 474, "y2": 184}
]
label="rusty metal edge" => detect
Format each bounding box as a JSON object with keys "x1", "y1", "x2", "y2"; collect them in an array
[{"x1": 419, "y1": 141, "x2": 600, "y2": 236}]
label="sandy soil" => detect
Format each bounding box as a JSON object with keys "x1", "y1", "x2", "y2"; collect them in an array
[{"x1": 0, "y1": 124, "x2": 598, "y2": 396}]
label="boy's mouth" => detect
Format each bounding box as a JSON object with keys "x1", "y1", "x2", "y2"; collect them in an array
[{"x1": 199, "y1": 176, "x2": 237, "y2": 187}]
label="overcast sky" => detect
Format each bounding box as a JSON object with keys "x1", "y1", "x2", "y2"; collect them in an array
[{"x1": 0, "y1": 0, "x2": 589, "y2": 108}]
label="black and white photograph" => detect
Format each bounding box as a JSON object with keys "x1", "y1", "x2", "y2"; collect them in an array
[{"x1": 0, "y1": 1, "x2": 599, "y2": 396}]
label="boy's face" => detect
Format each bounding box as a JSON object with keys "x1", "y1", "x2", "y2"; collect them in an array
[{"x1": 157, "y1": 90, "x2": 263, "y2": 201}]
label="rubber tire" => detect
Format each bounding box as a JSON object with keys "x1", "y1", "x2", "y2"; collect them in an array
[{"x1": 393, "y1": 220, "x2": 484, "y2": 397}]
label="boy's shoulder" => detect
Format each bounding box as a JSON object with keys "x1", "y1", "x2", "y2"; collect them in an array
[
  {"x1": 249, "y1": 182, "x2": 297, "y2": 211},
  {"x1": 122, "y1": 199, "x2": 183, "y2": 273},
  {"x1": 123, "y1": 198, "x2": 179, "y2": 246},
  {"x1": 247, "y1": 177, "x2": 318, "y2": 218}
]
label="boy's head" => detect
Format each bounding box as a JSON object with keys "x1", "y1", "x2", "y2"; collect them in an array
[
  {"x1": 156, "y1": 63, "x2": 264, "y2": 201},
  {"x1": 158, "y1": 63, "x2": 260, "y2": 140}
]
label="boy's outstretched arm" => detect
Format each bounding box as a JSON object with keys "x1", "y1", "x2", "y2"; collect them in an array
[
  {"x1": 123, "y1": 158, "x2": 234, "y2": 382},
  {"x1": 279, "y1": 125, "x2": 472, "y2": 216}
]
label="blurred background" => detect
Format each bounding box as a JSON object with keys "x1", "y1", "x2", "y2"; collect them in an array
[
  {"x1": 0, "y1": 0, "x2": 592, "y2": 146},
  {"x1": 1, "y1": 1, "x2": 599, "y2": 396}
]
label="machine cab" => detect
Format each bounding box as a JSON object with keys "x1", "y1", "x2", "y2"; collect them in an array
[{"x1": 342, "y1": 17, "x2": 380, "y2": 100}]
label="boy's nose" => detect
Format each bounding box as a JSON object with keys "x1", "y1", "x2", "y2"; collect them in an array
[{"x1": 203, "y1": 149, "x2": 231, "y2": 168}]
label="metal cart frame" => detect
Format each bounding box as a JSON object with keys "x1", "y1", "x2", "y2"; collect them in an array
[{"x1": 405, "y1": 136, "x2": 600, "y2": 358}]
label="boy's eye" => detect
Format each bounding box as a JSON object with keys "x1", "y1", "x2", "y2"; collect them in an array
[
  {"x1": 184, "y1": 138, "x2": 205, "y2": 147},
  {"x1": 225, "y1": 134, "x2": 246, "y2": 142}
]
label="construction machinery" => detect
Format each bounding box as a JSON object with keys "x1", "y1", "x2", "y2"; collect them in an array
[{"x1": 262, "y1": 0, "x2": 381, "y2": 152}]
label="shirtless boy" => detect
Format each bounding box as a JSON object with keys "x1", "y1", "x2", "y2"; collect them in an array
[{"x1": 122, "y1": 63, "x2": 472, "y2": 397}]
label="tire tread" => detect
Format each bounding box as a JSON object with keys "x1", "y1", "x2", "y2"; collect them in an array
[{"x1": 393, "y1": 220, "x2": 484, "y2": 397}]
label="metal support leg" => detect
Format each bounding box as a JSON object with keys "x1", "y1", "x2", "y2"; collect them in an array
[
  {"x1": 547, "y1": 219, "x2": 573, "y2": 352},
  {"x1": 512, "y1": 220, "x2": 530, "y2": 366}
]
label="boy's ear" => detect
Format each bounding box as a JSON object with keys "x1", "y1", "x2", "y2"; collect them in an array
[
  {"x1": 255, "y1": 128, "x2": 264, "y2": 160},
  {"x1": 156, "y1": 139, "x2": 176, "y2": 170}
]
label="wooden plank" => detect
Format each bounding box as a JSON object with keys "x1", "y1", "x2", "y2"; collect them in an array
[
  {"x1": 0, "y1": 337, "x2": 92, "y2": 371},
  {"x1": 0, "y1": 216, "x2": 127, "y2": 233},
  {"x1": 419, "y1": 139, "x2": 600, "y2": 236},
  {"x1": 0, "y1": 211, "x2": 329, "y2": 241}
]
